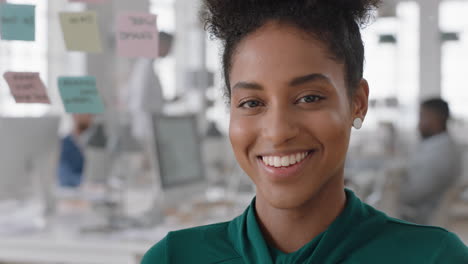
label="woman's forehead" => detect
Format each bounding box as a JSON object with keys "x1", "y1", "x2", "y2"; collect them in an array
[{"x1": 230, "y1": 22, "x2": 345, "y2": 90}]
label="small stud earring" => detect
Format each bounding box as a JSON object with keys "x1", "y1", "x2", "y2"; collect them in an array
[{"x1": 353, "y1": 117, "x2": 363, "y2": 130}]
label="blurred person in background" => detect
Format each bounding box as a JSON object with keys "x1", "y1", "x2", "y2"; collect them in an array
[
  {"x1": 57, "y1": 114, "x2": 94, "y2": 188},
  {"x1": 399, "y1": 98, "x2": 462, "y2": 225},
  {"x1": 124, "y1": 31, "x2": 174, "y2": 142}
]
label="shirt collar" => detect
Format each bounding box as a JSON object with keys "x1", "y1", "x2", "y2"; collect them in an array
[{"x1": 228, "y1": 189, "x2": 388, "y2": 264}]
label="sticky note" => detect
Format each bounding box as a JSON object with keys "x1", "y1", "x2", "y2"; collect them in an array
[
  {"x1": 58, "y1": 76, "x2": 105, "y2": 114},
  {"x1": 59, "y1": 11, "x2": 102, "y2": 53},
  {"x1": 0, "y1": 4, "x2": 35, "y2": 41},
  {"x1": 116, "y1": 12, "x2": 158, "y2": 58},
  {"x1": 3, "y1": 72, "x2": 50, "y2": 104}
]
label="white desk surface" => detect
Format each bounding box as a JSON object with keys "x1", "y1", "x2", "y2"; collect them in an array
[
  {"x1": 0, "y1": 229, "x2": 160, "y2": 264},
  {"x1": 0, "y1": 193, "x2": 252, "y2": 264}
]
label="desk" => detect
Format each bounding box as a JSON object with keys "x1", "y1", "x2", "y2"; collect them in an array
[
  {"x1": 0, "y1": 193, "x2": 252, "y2": 264},
  {"x1": 0, "y1": 231, "x2": 157, "y2": 264}
]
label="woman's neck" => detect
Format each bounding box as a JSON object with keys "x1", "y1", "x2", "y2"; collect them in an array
[{"x1": 255, "y1": 175, "x2": 346, "y2": 253}]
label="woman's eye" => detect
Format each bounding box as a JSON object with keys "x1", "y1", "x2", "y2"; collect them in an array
[
  {"x1": 239, "y1": 100, "x2": 263, "y2": 108},
  {"x1": 297, "y1": 95, "x2": 325, "y2": 104}
]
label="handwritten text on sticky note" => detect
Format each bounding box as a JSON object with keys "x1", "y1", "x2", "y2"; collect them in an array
[
  {"x1": 59, "y1": 11, "x2": 102, "y2": 53},
  {"x1": 117, "y1": 12, "x2": 158, "y2": 58},
  {"x1": 0, "y1": 4, "x2": 35, "y2": 41},
  {"x1": 3, "y1": 72, "x2": 50, "y2": 104},
  {"x1": 58, "y1": 76, "x2": 105, "y2": 114}
]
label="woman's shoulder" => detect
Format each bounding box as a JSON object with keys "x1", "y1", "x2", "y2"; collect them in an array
[
  {"x1": 370, "y1": 216, "x2": 468, "y2": 262},
  {"x1": 141, "y1": 221, "x2": 242, "y2": 264},
  {"x1": 383, "y1": 216, "x2": 461, "y2": 240}
]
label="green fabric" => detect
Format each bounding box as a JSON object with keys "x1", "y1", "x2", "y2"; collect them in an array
[
  {"x1": 267, "y1": 232, "x2": 324, "y2": 263},
  {"x1": 141, "y1": 189, "x2": 468, "y2": 264}
]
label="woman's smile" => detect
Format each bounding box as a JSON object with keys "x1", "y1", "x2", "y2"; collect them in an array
[{"x1": 256, "y1": 150, "x2": 317, "y2": 182}]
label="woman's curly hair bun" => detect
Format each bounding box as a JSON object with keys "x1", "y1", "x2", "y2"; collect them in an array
[
  {"x1": 202, "y1": 0, "x2": 380, "y2": 41},
  {"x1": 200, "y1": 0, "x2": 381, "y2": 99}
]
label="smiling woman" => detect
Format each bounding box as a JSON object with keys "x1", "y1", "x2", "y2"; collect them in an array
[{"x1": 141, "y1": 0, "x2": 468, "y2": 263}]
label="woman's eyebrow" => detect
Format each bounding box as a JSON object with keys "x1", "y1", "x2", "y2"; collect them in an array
[
  {"x1": 289, "y1": 73, "x2": 332, "y2": 87},
  {"x1": 232, "y1": 81, "x2": 263, "y2": 91},
  {"x1": 231, "y1": 73, "x2": 331, "y2": 91}
]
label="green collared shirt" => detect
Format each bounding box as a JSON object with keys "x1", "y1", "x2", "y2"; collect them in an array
[{"x1": 142, "y1": 190, "x2": 468, "y2": 263}]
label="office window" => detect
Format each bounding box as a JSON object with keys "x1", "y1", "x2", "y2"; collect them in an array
[
  {"x1": 0, "y1": 1, "x2": 86, "y2": 117},
  {"x1": 440, "y1": 1, "x2": 468, "y2": 120},
  {"x1": 0, "y1": 0, "x2": 48, "y2": 117},
  {"x1": 362, "y1": 2, "x2": 419, "y2": 129}
]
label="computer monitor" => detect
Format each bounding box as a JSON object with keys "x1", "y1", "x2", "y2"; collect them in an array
[
  {"x1": 82, "y1": 122, "x2": 112, "y2": 185},
  {"x1": 0, "y1": 116, "x2": 60, "y2": 201},
  {"x1": 150, "y1": 114, "x2": 206, "y2": 206}
]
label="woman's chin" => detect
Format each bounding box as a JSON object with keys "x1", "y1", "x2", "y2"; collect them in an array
[{"x1": 259, "y1": 189, "x2": 318, "y2": 210}]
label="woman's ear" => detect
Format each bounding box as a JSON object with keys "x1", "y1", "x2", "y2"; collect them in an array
[{"x1": 352, "y1": 79, "x2": 369, "y2": 120}]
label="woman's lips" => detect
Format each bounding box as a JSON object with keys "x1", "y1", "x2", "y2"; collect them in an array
[{"x1": 257, "y1": 150, "x2": 315, "y2": 181}]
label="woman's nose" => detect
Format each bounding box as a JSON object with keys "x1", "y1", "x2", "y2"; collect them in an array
[{"x1": 261, "y1": 106, "x2": 299, "y2": 146}]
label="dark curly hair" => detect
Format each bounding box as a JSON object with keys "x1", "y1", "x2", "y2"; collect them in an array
[
  {"x1": 421, "y1": 98, "x2": 450, "y2": 121},
  {"x1": 201, "y1": 0, "x2": 380, "y2": 101}
]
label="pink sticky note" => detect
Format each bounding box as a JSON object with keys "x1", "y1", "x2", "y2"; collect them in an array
[
  {"x1": 3, "y1": 72, "x2": 51, "y2": 104},
  {"x1": 116, "y1": 12, "x2": 158, "y2": 58},
  {"x1": 69, "y1": 0, "x2": 109, "y2": 3}
]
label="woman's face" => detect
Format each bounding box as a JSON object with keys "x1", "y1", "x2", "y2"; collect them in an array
[{"x1": 229, "y1": 22, "x2": 368, "y2": 209}]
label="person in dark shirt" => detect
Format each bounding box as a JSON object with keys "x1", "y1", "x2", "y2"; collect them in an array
[{"x1": 57, "y1": 114, "x2": 93, "y2": 188}]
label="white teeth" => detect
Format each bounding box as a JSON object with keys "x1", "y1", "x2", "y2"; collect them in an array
[
  {"x1": 262, "y1": 151, "x2": 310, "y2": 168},
  {"x1": 273, "y1": 156, "x2": 281, "y2": 167},
  {"x1": 290, "y1": 154, "x2": 297, "y2": 165}
]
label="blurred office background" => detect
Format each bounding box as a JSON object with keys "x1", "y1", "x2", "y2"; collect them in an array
[{"x1": 0, "y1": 0, "x2": 468, "y2": 263}]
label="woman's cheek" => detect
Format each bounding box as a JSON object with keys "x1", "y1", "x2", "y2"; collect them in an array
[
  {"x1": 323, "y1": 110, "x2": 351, "y2": 159},
  {"x1": 229, "y1": 114, "x2": 256, "y2": 161}
]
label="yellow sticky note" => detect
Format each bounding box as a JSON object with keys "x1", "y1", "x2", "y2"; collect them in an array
[{"x1": 59, "y1": 11, "x2": 102, "y2": 53}]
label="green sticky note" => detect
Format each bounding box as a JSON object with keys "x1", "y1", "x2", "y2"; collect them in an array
[
  {"x1": 58, "y1": 76, "x2": 105, "y2": 114},
  {"x1": 0, "y1": 4, "x2": 35, "y2": 41},
  {"x1": 59, "y1": 11, "x2": 102, "y2": 53}
]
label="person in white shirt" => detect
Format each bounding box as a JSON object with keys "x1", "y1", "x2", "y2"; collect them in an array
[
  {"x1": 124, "y1": 32, "x2": 174, "y2": 142},
  {"x1": 399, "y1": 98, "x2": 462, "y2": 224}
]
